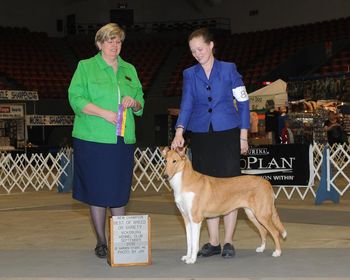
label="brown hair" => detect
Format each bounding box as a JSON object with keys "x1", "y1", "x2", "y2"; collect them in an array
[
  {"x1": 95, "y1": 23, "x2": 125, "y2": 49},
  {"x1": 188, "y1": 27, "x2": 214, "y2": 44}
]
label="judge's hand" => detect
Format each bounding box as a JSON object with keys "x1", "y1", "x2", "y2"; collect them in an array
[{"x1": 240, "y1": 139, "x2": 249, "y2": 155}]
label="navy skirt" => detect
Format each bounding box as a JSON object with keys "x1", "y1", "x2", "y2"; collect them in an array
[
  {"x1": 72, "y1": 137, "x2": 134, "y2": 207},
  {"x1": 189, "y1": 127, "x2": 241, "y2": 178}
]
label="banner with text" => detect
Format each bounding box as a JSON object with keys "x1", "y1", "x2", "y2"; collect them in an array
[
  {"x1": 26, "y1": 115, "x2": 74, "y2": 126},
  {"x1": 240, "y1": 144, "x2": 310, "y2": 185},
  {"x1": 0, "y1": 90, "x2": 38, "y2": 101},
  {"x1": 0, "y1": 104, "x2": 24, "y2": 119}
]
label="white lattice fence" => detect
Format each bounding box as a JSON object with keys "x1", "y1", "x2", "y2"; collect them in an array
[
  {"x1": 272, "y1": 143, "x2": 326, "y2": 199},
  {"x1": 133, "y1": 147, "x2": 170, "y2": 192},
  {"x1": 328, "y1": 143, "x2": 350, "y2": 195},
  {"x1": 132, "y1": 144, "x2": 350, "y2": 200},
  {"x1": 1, "y1": 144, "x2": 349, "y2": 199},
  {"x1": 0, "y1": 151, "x2": 70, "y2": 193}
]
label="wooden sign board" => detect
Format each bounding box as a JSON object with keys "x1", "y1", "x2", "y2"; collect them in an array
[{"x1": 108, "y1": 215, "x2": 151, "y2": 267}]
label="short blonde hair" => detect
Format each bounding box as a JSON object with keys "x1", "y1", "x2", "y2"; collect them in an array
[{"x1": 95, "y1": 23, "x2": 125, "y2": 48}]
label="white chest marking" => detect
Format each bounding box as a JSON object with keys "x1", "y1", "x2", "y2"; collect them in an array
[{"x1": 169, "y1": 172, "x2": 195, "y2": 219}]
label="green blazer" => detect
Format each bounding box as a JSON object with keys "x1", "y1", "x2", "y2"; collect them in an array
[{"x1": 68, "y1": 53, "x2": 145, "y2": 144}]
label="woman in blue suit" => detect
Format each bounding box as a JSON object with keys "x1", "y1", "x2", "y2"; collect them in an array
[{"x1": 171, "y1": 28, "x2": 250, "y2": 259}]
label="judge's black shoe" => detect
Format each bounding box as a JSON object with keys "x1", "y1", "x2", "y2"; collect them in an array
[
  {"x1": 197, "y1": 243, "x2": 221, "y2": 257},
  {"x1": 95, "y1": 244, "x2": 108, "y2": 258},
  {"x1": 222, "y1": 243, "x2": 235, "y2": 258}
]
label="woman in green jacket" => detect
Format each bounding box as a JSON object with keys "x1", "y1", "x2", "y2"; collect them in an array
[{"x1": 68, "y1": 23, "x2": 144, "y2": 259}]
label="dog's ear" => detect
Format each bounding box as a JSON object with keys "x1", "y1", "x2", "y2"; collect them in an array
[{"x1": 160, "y1": 146, "x2": 169, "y2": 157}]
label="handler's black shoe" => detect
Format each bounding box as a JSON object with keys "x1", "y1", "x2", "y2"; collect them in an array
[
  {"x1": 95, "y1": 244, "x2": 108, "y2": 258},
  {"x1": 222, "y1": 243, "x2": 235, "y2": 258},
  {"x1": 197, "y1": 243, "x2": 221, "y2": 257}
]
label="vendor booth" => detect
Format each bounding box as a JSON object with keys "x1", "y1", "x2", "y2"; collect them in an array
[
  {"x1": 0, "y1": 90, "x2": 74, "y2": 153},
  {"x1": 249, "y1": 79, "x2": 288, "y2": 111},
  {"x1": 286, "y1": 75, "x2": 350, "y2": 144},
  {"x1": 0, "y1": 90, "x2": 38, "y2": 151},
  {"x1": 248, "y1": 79, "x2": 289, "y2": 145},
  {"x1": 0, "y1": 103, "x2": 26, "y2": 151}
]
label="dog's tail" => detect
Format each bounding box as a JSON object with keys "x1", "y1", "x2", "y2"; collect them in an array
[{"x1": 272, "y1": 206, "x2": 287, "y2": 239}]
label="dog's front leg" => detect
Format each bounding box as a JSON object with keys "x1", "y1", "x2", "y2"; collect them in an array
[
  {"x1": 185, "y1": 221, "x2": 201, "y2": 264},
  {"x1": 181, "y1": 218, "x2": 192, "y2": 262}
]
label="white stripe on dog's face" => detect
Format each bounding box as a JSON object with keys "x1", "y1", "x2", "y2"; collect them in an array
[{"x1": 164, "y1": 150, "x2": 185, "y2": 180}]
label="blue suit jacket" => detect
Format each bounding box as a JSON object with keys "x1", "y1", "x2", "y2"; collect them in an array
[{"x1": 176, "y1": 59, "x2": 250, "y2": 133}]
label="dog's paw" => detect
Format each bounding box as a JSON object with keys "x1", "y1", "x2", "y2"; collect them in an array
[
  {"x1": 272, "y1": 250, "x2": 281, "y2": 257},
  {"x1": 256, "y1": 244, "x2": 266, "y2": 253},
  {"x1": 185, "y1": 257, "x2": 197, "y2": 264},
  {"x1": 282, "y1": 231, "x2": 287, "y2": 239},
  {"x1": 181, "y1": 255, "x2": 190, "y2": 262}
]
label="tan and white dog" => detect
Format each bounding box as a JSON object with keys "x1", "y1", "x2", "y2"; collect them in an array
[{"x1": 161, "y1": 147, "x2": 287, "y2": 264}]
